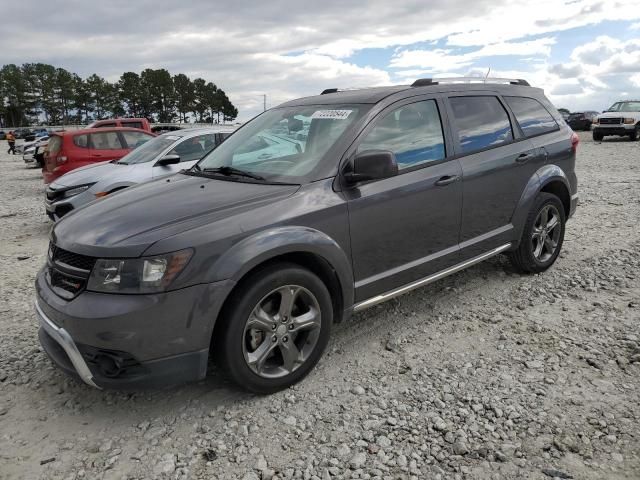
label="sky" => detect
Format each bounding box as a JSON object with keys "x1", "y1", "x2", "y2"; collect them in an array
[{"x1": 1, "y1": 0, "x2": 639, "y2": 121}]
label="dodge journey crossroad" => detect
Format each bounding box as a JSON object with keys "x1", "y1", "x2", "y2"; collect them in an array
[{"x1": 36, "y1": 78, "x2": 579, "y2": 393}]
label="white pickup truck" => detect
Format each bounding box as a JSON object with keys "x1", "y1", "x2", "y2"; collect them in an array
[{"x1": 593, "y1": 100, "x2": 640, "y2": 141}]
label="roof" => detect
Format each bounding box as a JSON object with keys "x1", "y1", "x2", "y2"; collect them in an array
[
  {"x1": 52, "y1": 127, "x2": 155, "y2": 136},
  {"x1": 278, "y1": 86, "x2": 412, "y2": 107},
  {"x1": 277, "y1": 79, "x2": 542, "y2": 108}
]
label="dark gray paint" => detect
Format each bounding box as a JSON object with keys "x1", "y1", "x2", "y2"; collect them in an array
[{"x1": 37, "y1": 81, "x2": 579, "y2": 388}]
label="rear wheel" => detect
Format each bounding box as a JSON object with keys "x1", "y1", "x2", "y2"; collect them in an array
[
  {"x1": 593, "y1": 131, "x2": 603, "y2": 141},
  {"x1": 509, "y1": 193, "x2": 566, "y2": 274},
  {"x1": 216, "y1": 263, "x2": 332, "y2": 394}
]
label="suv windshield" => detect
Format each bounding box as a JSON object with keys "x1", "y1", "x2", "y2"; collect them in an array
[
  {"x1": 195, "y1": 105, "x2": 365, "y2": 182},
  {"x1": 607, "y1": 101, "x2": 640, "y2": 112},
  {"x1": 117, "y1": 136, "x2": 179, "y2": 165}
]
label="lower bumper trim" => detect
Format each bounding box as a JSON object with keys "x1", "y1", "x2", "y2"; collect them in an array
[{"x1": 35, "y1": 301, "x2": 101, "y2": 389}]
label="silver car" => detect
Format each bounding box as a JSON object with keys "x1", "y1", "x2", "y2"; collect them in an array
[{"x1": 45, "y1": 127, "x2": 235, "y2": 220}]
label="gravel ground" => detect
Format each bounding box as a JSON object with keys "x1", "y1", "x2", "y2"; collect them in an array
[{"x1": 0, "y1": 131, "x2": 639, "y2": 480}]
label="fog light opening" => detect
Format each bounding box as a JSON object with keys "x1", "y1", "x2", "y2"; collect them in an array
[{"x1": 96, "y1": 354, "x2": 123, "y2": 378}]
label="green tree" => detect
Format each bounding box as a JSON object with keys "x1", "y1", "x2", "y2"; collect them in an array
[
  {"x1": 141, "y1": 68, "x2": 175, "y2": 122},
  {"x1": 118, "y1": 72, "x2": 143, "y2": 117},
  {"x1": 0, "y1": 64, "x2": 33, "y2": 126},
  {"x1": 173, "y1": 73, "x2": 194, "y2": 123}
]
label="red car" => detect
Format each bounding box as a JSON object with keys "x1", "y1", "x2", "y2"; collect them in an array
[{"x1": 43, "y1": 127, "x2": 155, "y2": 184}]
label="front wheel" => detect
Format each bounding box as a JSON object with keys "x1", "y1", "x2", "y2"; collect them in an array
[
  {"x1": 509, "y1": 193, "x2": 566, "y2": 274},
  {"x1": 216, "y1": 263, "x2": 333, "y2": 394},
  {"x1": 629, "y1": 127, "x2": 639, "y2": 141},
  {"x1": 593, "y1": 131, "x2": 603, "y2": 141}
]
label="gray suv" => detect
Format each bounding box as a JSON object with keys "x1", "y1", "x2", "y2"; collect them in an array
[{"x1": 36, "y1": 78, "x2": 579, "y2": 393}]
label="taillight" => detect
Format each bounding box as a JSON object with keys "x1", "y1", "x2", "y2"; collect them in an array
[
  {"x1": 571, "y1": 132, "x2": 579, "y2": 153},
  {"x1": 56, "y1": 156, "x2": 67, "y2": 165}
]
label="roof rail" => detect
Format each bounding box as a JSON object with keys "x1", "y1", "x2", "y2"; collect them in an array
[
  {"x1": 412, "y1": 77, "x2": 530, "y2": 87},
  {"x1": 321, "y1": 88, "x2": 339, "y2": 95}
]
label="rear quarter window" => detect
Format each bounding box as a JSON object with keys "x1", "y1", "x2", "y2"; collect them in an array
[
  {"x1": 47, "y1": 136, "x2": 62, "y2": 154},
  {"x1": 449, "y1": 96, "x2": 513, "y2": 154},
  {"x1": 122, "y1": 121, "x2": 143, "y2": 129},
  {"x1": 505, "y1": 96, "x2": 558, "y2": 137}
]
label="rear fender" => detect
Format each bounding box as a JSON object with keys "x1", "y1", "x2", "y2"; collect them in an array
[{"x1": 511, "y1": 165, "x2": 571, "y2": 244}]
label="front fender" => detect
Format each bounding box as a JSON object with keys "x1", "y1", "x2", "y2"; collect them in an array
[
  {"x1": 511, "y1": 165, "x2": 571, "y2": 242},
  {"x1": 207, "y1": 226, "x2": 354, "y2": 311}
]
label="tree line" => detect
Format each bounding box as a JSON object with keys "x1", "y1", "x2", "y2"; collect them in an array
[{"x1": 0, "y1": 63, "x2": 238, "y2": 127}]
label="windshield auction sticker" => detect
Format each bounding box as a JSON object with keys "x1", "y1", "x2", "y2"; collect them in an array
[{"x1": 311, "y1": 110, "x2": 353, "y2": 120}]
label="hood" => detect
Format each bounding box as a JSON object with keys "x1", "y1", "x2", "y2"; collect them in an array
[
  {"x1": 52, "y1": 174, "x2": 300, "y2": 257},
  {"x1": 599, "y1": 111, "x2": 640, "y2": 118},
  {"x1": 50, "y1": 162, "x2": 126, "y2": 188}
]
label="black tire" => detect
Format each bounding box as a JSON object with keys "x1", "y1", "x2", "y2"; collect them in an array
[
  {"x1": 593, "y1": 131, "x2": 603, "y2": 141},
  {"x1": 629, "y1": 127, "x2": 639, "y2": 141},
  {"x1": 215, "y1": 263, "x2": 333, "y2": 394},
  {"x1": 509, "y1": 193, "x2": 566, "y2": 274}
]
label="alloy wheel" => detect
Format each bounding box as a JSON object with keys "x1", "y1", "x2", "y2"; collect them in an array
[
  {"x1": 242, "y1": 285, "x2": 322, "y2": 379},
  {"x1": 531, "y1": 204, "x2": 562, "y2": 262}
]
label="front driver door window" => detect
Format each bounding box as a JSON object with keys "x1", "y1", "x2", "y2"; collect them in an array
[{"x1": 346, "y1": 99, "x2": 463, "y2": 302}]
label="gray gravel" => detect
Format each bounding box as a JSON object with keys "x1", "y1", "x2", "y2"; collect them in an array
[{"x1": 0, "y1": 131, "x2": 639, "y2": 479}]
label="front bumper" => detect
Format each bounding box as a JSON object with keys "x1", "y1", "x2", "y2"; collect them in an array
[
  {"x1": 594, "y1": 125, "x2": 634, "y2": 136},
  {"x1": 36, "y1": 300, "x2": 100, "y2": 388},
  {"x1": 36, "y1": 269, "x2": 236, "y2": 389}
]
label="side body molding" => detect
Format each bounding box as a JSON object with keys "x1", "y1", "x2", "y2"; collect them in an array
[
  {"x1": 510, "y1": 164, "x2": 571, "y2": 243},
  {"x1": 207, "y1": 226, "x2": 355, "y2": 313}
]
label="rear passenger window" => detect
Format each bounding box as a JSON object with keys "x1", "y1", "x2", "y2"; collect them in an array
[
  {"x1": 123, "y1": 121, "x2": 143, "y2": 129},
  {"x1": 358, "y1": 100, "x2": 445, "y2": 170},
  {"x1": 505, "y1": 96, "x2": 558, "y2": 137},
  {"x1": 73, "y1": 135, "x2": 89, "y2": 148},
  {"x1": 90, "y1": 132, "x2": 123, "y2": 150},
  {"x1": 168, "y1": 134, "x2": 215, "y2": 162},
  {"x1": 449, "y1": 96, "x2": 513, "y2": 154}
]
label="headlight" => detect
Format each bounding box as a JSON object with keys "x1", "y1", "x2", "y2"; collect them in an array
[
  {"x1": 624, "y1": 118, "x2": 635, "y2": 124},
  {"x1": 63, "y1": 183, "x2": 96, "y2": 199},
  {"x1": 593, "y1": 118, "x2": 599, "y2": 124},
  {"x1": 87, "y1": 249, "x2": 193, "y2": 293}
]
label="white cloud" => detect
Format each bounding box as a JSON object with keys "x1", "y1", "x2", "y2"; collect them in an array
[
  {"x1": 390, "y1": 38, "x2": 556, "y2": 71},
  {"x1": 0, "y1": 0, "x2": 639, "y2": 119}
]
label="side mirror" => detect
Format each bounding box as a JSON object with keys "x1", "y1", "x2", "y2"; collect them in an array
[
  {"x1": 343, "y1": 150, "x2": 398, "y2": 184},
  {"x1": 155, "y1": 154, "x2": 180, "y2": 166}
]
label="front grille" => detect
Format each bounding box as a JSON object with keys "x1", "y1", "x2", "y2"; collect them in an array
[
  {"x1": 49, "y1": 269, "x2": 85, "y2": 296},
  {"x1": 47, "y1": 243, "x2": 96, "y2": 299},
  {"x1": 50, "y1": 244, "x2": 96, "y2": 271},
  {"x1": 599, "y1": 117, "x2": 622, "y2": 125}
]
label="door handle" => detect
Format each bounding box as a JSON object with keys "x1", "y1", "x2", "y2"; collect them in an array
[
  {"x1": 435, "y1": 175, "x2": 459, "y2": 186},
  {"x1": 516, "y1": 153, "x2": 533, "y2": 163}
]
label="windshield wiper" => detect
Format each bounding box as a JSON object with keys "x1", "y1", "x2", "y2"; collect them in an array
[{"x1": 201, "y1": 166, "x2": 266, "y2": 181}]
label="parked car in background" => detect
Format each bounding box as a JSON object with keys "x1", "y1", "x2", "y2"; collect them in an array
[
  {"x1": 42, "y1": 127, "x2": 155, "y2": 184},
  {"x1": 0, "y1": 131, "x2": 6, "y2": 140},
  {"x1": 593, "y1": 100, "x2": 640, "y2": 141},
  {"x1": 36, "y1": 77, "x2": 579, "y2": 393},
  {"x1": 567, "y1": 111, "x2": 598, "y2": 131},
  {"x1": 89, "y1": 118, "x2": 152, "y2": 132},
  {"x1": 16, "y1": 133, "x2": 49, "y2": 154},
  {"x1": 23, "y1": 136, "x2": 50, "y2": 167},
  {"x1": 14, "y1": 128, "x2": 33, "y2": 140},
  {"x1": 45, "y1": 126, "x2": 235, "y2": 220}
]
